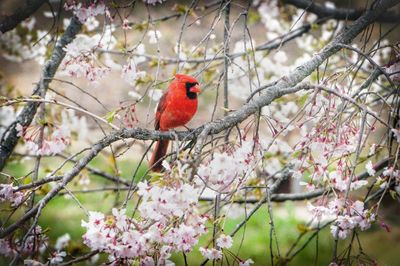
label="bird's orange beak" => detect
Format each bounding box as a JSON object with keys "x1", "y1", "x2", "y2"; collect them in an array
[{"x1": 190, "y1": 84, "x2": 201, "y2": 93}]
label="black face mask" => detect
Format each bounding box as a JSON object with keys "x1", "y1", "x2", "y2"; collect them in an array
[{"x1": 185, "y1": 82, "x2": 199, "y2": 100}]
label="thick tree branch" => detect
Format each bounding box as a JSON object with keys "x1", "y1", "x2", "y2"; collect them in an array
[
  {"x1": 283, "y1": 0, "x2": 400, "y2": 23},
  {"x1": 0, "y1": 16, "x2": 82, "y2": 171},
  {"x1": 0, "y1": 0, "x2": 397, "y2": 238},
  {"x1": 0, "y1": 0, "x2": 46, "y2": 33}
]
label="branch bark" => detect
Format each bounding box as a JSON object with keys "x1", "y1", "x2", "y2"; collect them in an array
[
  {"x1": 0, "y1": 0, "x2": 46, "y2": 33},
  {"x1": 283, "y1": 0, "x2": 400, "y2": 23},
  {"x1": 0, "y1": 16, "x2": 82, "y2": 170}
]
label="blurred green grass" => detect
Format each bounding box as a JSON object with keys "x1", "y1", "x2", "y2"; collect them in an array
[{"x1": 2, "y1": 158, "x2": 399, "y2": 265}]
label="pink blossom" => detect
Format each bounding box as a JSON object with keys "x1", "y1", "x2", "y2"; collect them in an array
[
  {"x1": 216, "y1": 234, "x2": 233, "y2": 249},
  {"x1": 330, "y1": 200, "x2": 375, "y2": 239},
  {"x1": 199, "y1": 247, "x2": 222, "y2": 260},
  {"x1": 141, "y1": 256, "x2": 154, "y2": 266},
  {"x1": 386, "y1": 60, "x2": 400, "y2": 84},
  {"x1": 82, "y1": 181, "x2": 207, "y2": 263},
  {"x1": 197, "y1": 141, "x2": 261, "y2": 193},
  {"x1": 49, "y1": 251, "x2": 66, "y2": 264},
  {"x1": 0, "y1": 238, "x2": 16, "y2": 257},
  {"x1": 307, "y1": 202, "x2": 330, "y2": 221},
  {"x1": 64, "y1": 2, "x2": 107, "y2": 23},
  {"x1": 239, "y1": 259, "x2": 255, "y2": 266},
  {"x1": 19, "y1": 226, "x2": 48, "y2": 255},
  {"x1": 18, "y1": 124, "x2": 71, "y2": 156},
  {"x1": 0, "y1": 184, "x2": 24, "y2": 207},
  {"x1": 122, "y1": 19, "x2": 132, "y2": 30}
]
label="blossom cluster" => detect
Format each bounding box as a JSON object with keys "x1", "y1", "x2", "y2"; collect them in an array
[
  {"x1": 60, "y1": 33, "x2": 113, "y2": 83},
  {"x1": 0, "y1": 226, "x2": 48, "y2": 258},
  {"x1": 81, "y1": 181, "x2": 208, "y2": 264},
  {"x1": 199, "y1": 234, "x2": 232, "y2": 260},
  {"x1": 0, "y1": 183, "x2": 24, "y2": 207},
  {"x1": 291, "y1": 90, "x2": 369, "y2": 192},
  {"x1": 121, "y1": 57, "x2": 146, "y2": 85},
  {"x1": 64, "y1": 1, "x2": 108, "y2": 23},
  {"x1": 376, "y1": 166, "x2": 400, "y2": 189},
  {"x1": 0, "y1": 17, "x2": 51, "y2": 65},
  {"x1": 196, "y1": 141, "x2": 261, "y2": 193},
  {"x1": 308, "y1": 200, "x2": 376, "y2": 239},
  {"x1": 16, "y1": 123, "x2": 71, "y2": 156}
]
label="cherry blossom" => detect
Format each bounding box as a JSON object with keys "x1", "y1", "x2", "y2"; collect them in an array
[
  {"x1": 84, "y1": 17, "x2": 100, "y2": 31},
  {"x1": 147, "y1": 30, "x2": 162, "y2": 44},
  {"x1": 148, "y1": 89, "x2": 163, "y2": 101},
  {"x1": 17, "y1": 123, "x2": 71, "y2": 156},
  {"x1": 386, "y1": 58, "x2": 400, "y2": 84},
  {"x1": 122, "y1": 18, "x2": 132, "y2": 30},
  {"x1": 121, "y1": 58, "x2": 146, "y2": 85},
  {"x1": 199, "y1": 247, "x2": 222, "y2": 260},
  {"x1": 61, "y1": 28, "x2": 117, "y2": 83},
  {"x1": 55, "y1": 233, "x2": 71, "y2": 251},
  {"x1": 82, "y1": 182, "x2": 208, "y2": 264},
  {"x1": 196, "y1": 140, "x2": 261, "y2": 193},
  {"x1": 216, "y1": 234, "x2": 233, "y2": 249},
  {"x1": 0, "y1": 183, "x2": 25, "y2": 207},
  {"x1": 0, "y1": 238, "x2": 16, "y2": 258},
  {"x1": 239, "y1": 259, "x2": 255, "y2": 266},
  {"x1": 366, "y1": 161, "x2": 376, "y2": 176},
  {"x1": 49, "y1": 251, "x2": 67, "y2": 264},
  {"x1": 64, "y1": 1, "x2": 108, "y2": 23},
  {"x1": 18, "y1": 226, "x2": 48, "y2": 255},
  {"x1": 0, "y1": 17, "x2": 51, "y2": 64},
  {"x1": 329, "y1": 201, "x2": 375, "y2": 239}
]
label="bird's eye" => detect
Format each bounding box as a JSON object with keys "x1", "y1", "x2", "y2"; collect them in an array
[{"x1": 185, "y1": 82, "x2": 198, "y2": 89}]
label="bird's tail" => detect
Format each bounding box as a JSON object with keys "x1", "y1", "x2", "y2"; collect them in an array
[{"x1": 149, "y1": 139, "x2": 170, "y2": 172}]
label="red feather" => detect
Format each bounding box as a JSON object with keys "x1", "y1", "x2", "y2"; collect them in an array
[{"x1": 149, "y1": 74, "x2": 200, "y2": 172}]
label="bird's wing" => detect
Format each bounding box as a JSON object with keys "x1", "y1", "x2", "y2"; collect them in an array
[{"x1": 155, "y1": 90, "x2": 169, "y2": 130}]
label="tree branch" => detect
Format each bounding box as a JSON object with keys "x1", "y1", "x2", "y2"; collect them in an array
[
  {"x1": 283, "y1": 0, "x2": 400, "y2": 23},
  {"x1": 0, "y1": 16, "x2": 82, "y2": 170},
  {"x1": 0, "y1": 0, "x2": 46, "y2": 33}
]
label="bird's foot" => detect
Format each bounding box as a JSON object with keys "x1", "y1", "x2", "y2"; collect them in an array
[{"x1": 183, "y1": 126, "x2": 194, "y2": 132}]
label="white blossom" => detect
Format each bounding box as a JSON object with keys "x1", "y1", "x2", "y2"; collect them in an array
[
  {"x1": 199, "y1": 247, "x2": 222, "y2": 260},
  {"x1": 147, "y1": 30, "x2": 162, "y2": 44},
  {"x1": 366, "y1": 161, "x2": 376, "y2": 176},
  {"x1": 216, "y1": 234, "x2": 233, "y2": 249},
  {"x1": 121, "y1": 58, "x2": 146, "y2": 85},
  {"x1": 55, "y1": 233, "x2": 70, "y2": 251}
]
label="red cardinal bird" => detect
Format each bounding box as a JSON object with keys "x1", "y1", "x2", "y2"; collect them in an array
[{"x1": 149, "y1": 74, "x2": 201, "y2": 172}]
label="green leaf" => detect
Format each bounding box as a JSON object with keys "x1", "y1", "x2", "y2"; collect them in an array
[
  {"x1": 247, "y1": 10, "x2": 261, "y2": 25},
  {"x1": 172, "y1": 4, "x2": 189, "y2": 14},
  {"x1": 297, "y1": 93, "x2": 308, "y2": 107},
  {"x1": 105, "y1": 110, "x2": 116, "y2": 123},
  {"x1": 297, "y1": 223, "x2": 311, "y2": 233},
  {"x1": 389, "y1": 190, "x2": 397, "y2": 199}
]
